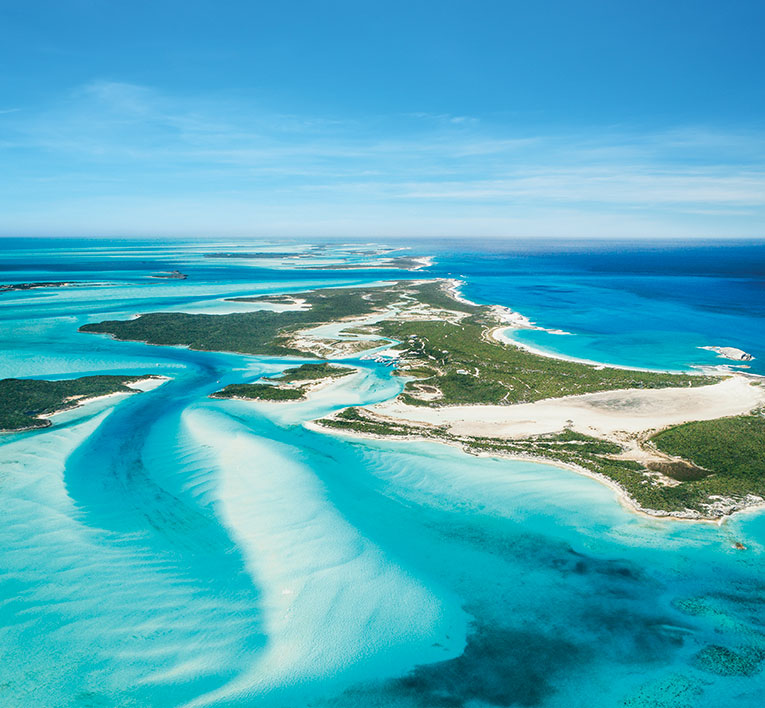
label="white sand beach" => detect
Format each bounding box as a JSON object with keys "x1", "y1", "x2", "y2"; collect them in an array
[{"x1": 369, "y1": 375, "x2": 765, "y2": 441}]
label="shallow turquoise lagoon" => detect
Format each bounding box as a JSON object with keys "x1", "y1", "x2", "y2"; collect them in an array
[{"x1": 1, "y1": 240, "x2": 764, "y2": 707}]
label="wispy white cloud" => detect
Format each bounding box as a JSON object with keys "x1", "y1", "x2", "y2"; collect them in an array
[{"x1": 1, "y1": 80, "x2": 764, "y2": 238}]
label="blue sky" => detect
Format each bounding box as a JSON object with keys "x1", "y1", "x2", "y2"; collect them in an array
[{"x1": 1, "y1": 0, "x2": 764, "y2": 238}]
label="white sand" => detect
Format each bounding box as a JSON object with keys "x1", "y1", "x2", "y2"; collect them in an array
[
  {"x1": 370, "y1": 375, "x2": 765, "y2": 440},
  {"x1": 37, "y1": 375, "x2": 170, "y2": 426},
  {"x1": 700, "y1": 345, "x2": 754, "y2": 361},
  {"x1": 182, "y1": 408, "x2": 466, "y2": 705}
]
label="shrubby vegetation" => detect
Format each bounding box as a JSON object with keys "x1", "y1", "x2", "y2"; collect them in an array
[
  {"x1": 82, "y1": 279, "x2": 713, "y2": 403},
  {"x1": 80, "y1": 284, "x2": 408, "y2": 356},
  {"x1": 379, "y1": 319, "x2": 713, "y2": 406},
  {"x1": 272, "y1": 362, "x2": 353, "y2": 382},
  {"x1": 649, "y1": 414, "x2": 765, "y2": 503},
  {"x1": 319, "y1": 407, "x2": 426, "y2": 436},
  {"x1": 406, "y1": 281, "x2": 477, "y2": 313},
  {"x1": 0, "y1": 375, "x2": 147, "y2": 431},
  {"x1": 211, "y1": 383, "x2": 305, "y2": 401},
  {"x1": 318, "y1": 408, "x2": 765, "y2": 515},
  {"x1": 212, "y1": 362, "x2": 355, "y2": 401}
]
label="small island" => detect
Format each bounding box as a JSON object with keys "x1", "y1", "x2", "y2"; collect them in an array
[
  {"x1": 700, "y1": 346, "x2": 754, "y2": 362},
  {"x1": 150, "y1": 270, "x2": 188, "y2": 280},
  {"x1": 212, "y1": 362, "x2": 354, "y2": 401},
  {"x1": 1, "y1": 281, "x2": 76, "y2": 292},
  {"x1": 79, "y1": 279, "x2": 765, "y2": 519},
  {"x1": 0, "y1": 375, "x2": 163, "y2": 431}
]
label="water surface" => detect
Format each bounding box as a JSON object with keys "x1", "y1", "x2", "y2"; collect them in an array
[{"x1": 0, "y1": 238, "x2": 763, "y2": 707}]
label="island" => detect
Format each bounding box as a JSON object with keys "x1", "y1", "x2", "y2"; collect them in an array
[
  {"x1": 1, "y1": 281, "x2": 77, "y2": 292},
  {"x1": 211, "y1": 362, "x2": 354, "y2": 401},
  {"x1": 700, "y1": 346, "x2": 754, "y2": 362},
  {"x1": 303, "y1": 255, "x2": 433, "y2": 271},
  {"x1": 79, "y1": 279, "x2": 765, "y2": 519},
  {"x1": 204, "y1": 251, "x2": 305, "y2": 259},
  {"x1": 203, "y1": 250, "x2": 432, "y2": 271},
  {"x1": 150, "y1": 270, "x2": 188, "y2": 279},
  {"x1": 0, "y1": 375, "x2": 164, "y2": 431}
]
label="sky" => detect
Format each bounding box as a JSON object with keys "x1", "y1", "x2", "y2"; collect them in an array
[{"x1": 1, "y1": 0, "x2": 764, "y2": 239}]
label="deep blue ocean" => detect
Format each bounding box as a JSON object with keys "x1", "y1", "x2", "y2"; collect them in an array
[{"x1": 0, "y1": 238, "x2": 763, "y2": 708}]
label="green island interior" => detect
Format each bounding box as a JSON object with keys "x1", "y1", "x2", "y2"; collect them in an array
[{"x1": 0, "y1": 375, "x2": 150, "y2": 431}]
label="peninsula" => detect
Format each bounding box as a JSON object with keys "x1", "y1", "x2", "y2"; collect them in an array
[
  {"x1": 79, "y1": 279, "x2": 765, "y2": 519},
  {"x1": 0, "y1": 375, "x2": 164, "y2": 431}
]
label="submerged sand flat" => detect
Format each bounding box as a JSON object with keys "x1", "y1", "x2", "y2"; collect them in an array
[{"x1": 371, "y1": 375, "x2": 765, "y2": 440}]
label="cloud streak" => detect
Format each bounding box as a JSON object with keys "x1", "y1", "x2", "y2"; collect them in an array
[{"x1": 1, "y1": 81, "x2": 764, "y2": 238}]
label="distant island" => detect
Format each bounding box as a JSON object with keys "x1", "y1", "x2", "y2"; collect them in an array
[
  {"x1": 0, "y1": 375, "x2": 163, "y2": 431},
  {"x1": 0, "y1": 281, "x2": 76, "y2": 292},
  {"x1": 203, "y1": 251, "x2": 432, "y2": 271},
  {"x1": 204, "y1": 252, "x2": 300, "y2": 259},
  {"x1": 79, "y1": 279, "x2": 765, "y2": 520},
  {"x1": 150, "y1": 270, "x2": 188, "y2": 280},
  {"x1": 302, "y1": 256, "x2": 433, "y2": 271}
]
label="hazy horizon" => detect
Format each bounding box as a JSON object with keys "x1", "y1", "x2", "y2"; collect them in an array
[{"x1": 2, "y1": 1, "x2": 764, "y2": 239}]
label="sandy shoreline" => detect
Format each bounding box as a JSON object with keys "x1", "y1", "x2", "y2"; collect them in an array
[
  {"x1": 369, "y1": 376, "x2": 765, "y2": 441},
  {"x1": 304, "y1": 420, "x2": 755, "y2": 523},
  {"x1": 444, "y1": 277, "x2": 750, "y2": 378},
  {"x1": 213, "y1": 368, "x2": 361, "y2": 405},
  {"x1": 489, "y1": 325, "x2": 694, "y2": 375},
  {"x1": 40, "y1": 375, "x2": 170, "y2": 423}
]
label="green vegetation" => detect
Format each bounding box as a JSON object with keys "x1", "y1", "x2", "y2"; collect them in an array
[
  {"x1": 396, "y1": 365, "x2": 439, "y2": 379},
  {"x1": 407, "y1": 281, "x2": 477, "y2": 313},
  {"x1": 272, "y1": 362, "x2": 354, "y2": 382},
  {"x1": 80, "y1": 284, "x2": 410, "y2": 357},
  {"x1": 0, "y1": 375, "x2": 148, "y2": 431},
  {"x1": 318, "y1": 408, "x2": 765, "y2": 516},
  {"x1": 648, "y1": 414, "x2": 765, "y2": 502},
  {"x1": 81, "y1": 276, "x2": 715, "y2": 406},
  {"x1": 211, "y1": 383, "x2": 305, "y2": 401},
  {"x1": 213, "y1": 362, "x2": 354, "y2": 403},
  {"x1": 318, "y1": 407, "x2": 436, "y2": 437},
  {"x1": 375, "y1": 319, "x2": 714, "y2": 406},
  {"x1": 1, "y1": 281, "x2": 73, "y2": 292}
]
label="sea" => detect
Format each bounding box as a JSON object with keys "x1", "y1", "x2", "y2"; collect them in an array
[{"x1": 0, "y1": 237, "x2": 763, "y2": 707}]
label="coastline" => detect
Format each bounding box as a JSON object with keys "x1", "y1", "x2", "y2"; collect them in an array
[
  {"x1": 445, "y1": 277, "x2": 752, "y2": 378},
  {"x1": 304, "y1": 419, "x2": 761, "y2": 524},
  {"x1": 211, "y1": 368, "x2": 361, "y2": 405},
  {"x1": 43, "y1": 374, "x2": 170, "y2": 413},
  {"x1": 18, "y1": 375, "x2": 170, "y2": 431},
  {"x1": 79, "y1": 275, "x2": 762, "y2": 523},
  {"x1": 488, "y1": 325, "x2": 696, "y2": 376},
  {"x1": 299, "y1": 279, "x2": 764, "y2": 523}
]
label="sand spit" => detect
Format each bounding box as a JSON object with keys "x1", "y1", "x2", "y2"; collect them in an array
[{"x1": 700, "y1": 345, "x2": 754, "y2": 361}]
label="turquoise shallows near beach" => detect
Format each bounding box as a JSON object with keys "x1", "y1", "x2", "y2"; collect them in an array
[{"x1": 1, "y1": 239, "x2": 765, "y2": 707}]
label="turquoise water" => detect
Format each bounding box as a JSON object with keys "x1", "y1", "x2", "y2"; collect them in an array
[
  {"x1": 427, "y1": 240, "x2": 765, "y2": 375},
  {"x1": 1, "y1": 239, "x2": 764, "y2": 707}
]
